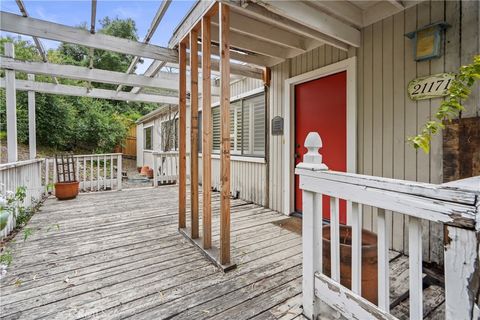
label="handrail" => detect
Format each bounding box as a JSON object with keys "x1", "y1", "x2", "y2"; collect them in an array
[
  {"x1": 296, "y1": 132, "x2": 480, "y2": 320},
  {"x1": 0, "y1": 158, "x2": 44, "y2": 170}
]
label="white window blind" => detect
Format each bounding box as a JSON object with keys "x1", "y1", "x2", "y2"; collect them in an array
[{"x1": 210, "y1": 93, "x2": 265, "y2": 157}]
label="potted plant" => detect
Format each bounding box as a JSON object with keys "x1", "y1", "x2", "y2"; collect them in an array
[
  {"x1": 322, "y1": 225, "x2": 378, "y2": 304},
  {"x1": 54, "y1": 155, "x2": 79, "y2": 200}
]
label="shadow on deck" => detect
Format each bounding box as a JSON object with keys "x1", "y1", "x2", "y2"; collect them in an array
[{"x1": 0, "y1": 187, "x2": 444, "y2": 319}]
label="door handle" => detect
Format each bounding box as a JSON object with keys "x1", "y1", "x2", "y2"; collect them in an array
[{"x1": 294, "y1": 153, "x2": 300, "y2": 159}]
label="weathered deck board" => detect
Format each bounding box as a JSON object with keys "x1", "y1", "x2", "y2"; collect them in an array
[{"x1": 0, "y1": 186, "x2": 444, "y2": 319}]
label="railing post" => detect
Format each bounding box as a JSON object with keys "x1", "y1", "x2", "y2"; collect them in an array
[
  {"x1": 153, "y1": 153, "x2": 158, "y2": 188},
  {"x1": 444, "y1": 226, "x2": 480, "y2": 320},
  {"x1": 117, "y1": 154, "x2": 122, "y2": 191},
  {"x1": 5, "y1": 42, "x2": 18, "y2": 163},
  {"x1": 296, "y1": 132, "x2": 328, "y2": 320}
]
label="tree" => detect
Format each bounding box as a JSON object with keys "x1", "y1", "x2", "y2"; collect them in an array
[{"x1": 0, "y1": 16, "x2": 160, "y2": 154}]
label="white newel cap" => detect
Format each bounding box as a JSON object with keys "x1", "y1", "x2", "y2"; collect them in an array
[{"x1": 296, "y1": 132, "x2": 328, "y2": 171}]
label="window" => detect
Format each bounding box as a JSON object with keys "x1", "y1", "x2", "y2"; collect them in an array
[
  {"x1": 160, "y1": 118, "x2": 179, "y2": 151},
  {"x1": 144, "y1": 126, "x2": 153, "y2": 151},
  {"x1": 210, "y1": 93, "x2": 265, "y2": 157}
]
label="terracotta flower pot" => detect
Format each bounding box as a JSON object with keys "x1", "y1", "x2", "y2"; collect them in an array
[
  {"x1": 140, "y1": 166, "x2": 150, "y2": 176},
  {"x1": 322, "y1": 225, "x2": 378, "y2": 305},
  {"x1": 55, "y1": 181, "x2": 80, "y2": 200},
  {"x1": 146, "y1": 168, "x2": 154, "y2": 179},
  {"x1": 137, "y1": 167, "x2": 142, "y2": 173}
]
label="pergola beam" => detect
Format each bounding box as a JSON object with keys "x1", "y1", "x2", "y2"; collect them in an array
[
  {"x1": 0, "y1": 11, "x2": 178, "y2": 62},
  {"x1": 118, "y1": 0, "x2": 171, "y2": 92},
  {"x1": 0, "y1": 78, "x2": 177, "y2": 104},
  {"x1": 1, "y1": 57, "x2": 184, "y2": 92},
  {"x1": 4, "y1": 43, "x2": 17, "y2": 162},
  {"x1": 15, "y1": 0, "x2": 59, "y2": 84}
]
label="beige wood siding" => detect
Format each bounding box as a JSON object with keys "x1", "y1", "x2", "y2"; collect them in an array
[{"x1": 268, "y1": 0, "x2": 479, "y2": 264}]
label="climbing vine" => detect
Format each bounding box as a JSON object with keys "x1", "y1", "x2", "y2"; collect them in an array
[{"x1": 409, "y1": 55, "x2": 480, "y2": 153}]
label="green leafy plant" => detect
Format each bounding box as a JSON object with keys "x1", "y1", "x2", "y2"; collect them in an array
[
  {"x1": 409, "y1": 55, "x2": 480, "y2": 153},
  {"x1": 23, "y1": 228, "x2": 33, "y2": 242},
  {"x1": 0, "y1": 250, "x2": 13, "y2": 266}
]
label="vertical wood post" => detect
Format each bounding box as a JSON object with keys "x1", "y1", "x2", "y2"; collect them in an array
[
  {"x1": 27, "y1": 74, "x2": 36, "y2": 159},
  {"x1": 444, "y1": 226, "x2": 480, "y2": 320},
  {"x1": 153, "y1": 153, "x2": 158, "y2": 187},
  {"x1": 219, "y1": 3, "x2": 231, "y2": 265},
  {"x1": 297, "y1": 132, "x2": 328, "y2": 319},
  {"x1": 5, "y1": 42, "x2": 17, "y2": 163},
  {"x1": 117, "y1": 154, "x2": 122, "y2": 191},
  {"x1": 202, "y1": 15, "x2": 212, "y2": 249},
  {"x1": 178, "y1": 41, "x2": 187, "y2": 229},
  {"x1": 190, "y1": 29, "x2": 199, "y2": 239}
]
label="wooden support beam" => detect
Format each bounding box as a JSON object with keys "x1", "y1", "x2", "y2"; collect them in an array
[
  {"x1": 202, "y1": 15, "x2": 212, "y2": 249},
  {"x1": 4, "y1": 42, "x2": 18, "y2": 162},
  {"x1": 210, "y1": 25, "x2": 301, "y2": 59},
  {"x1": 0, "y1": 78, "x2": 178, "y2": 104},
  {"x1": 229, "y1": 3, "x2": 349, "y2": 51},
  {"x1": 27, "y1": 74, "x2": 36, "y2": 159},
  {"x1": 0, "y1": 11, "x2": 178, "y2": 62},
  {"x1": 0, "y1": 57, "x2": 179, "y2": 91},
  {"x1": 219, "y1": 3, "x2": 231, "y2": 265},
  {"x1": 190, "y1": 29, "x2": 199, "y2": 239},
  {"x1": 178, "y1": 41, "x2": 187, "y2": 229},
  {"x1": 255, "y1": 0, "x2": 360, "y2": 47}
]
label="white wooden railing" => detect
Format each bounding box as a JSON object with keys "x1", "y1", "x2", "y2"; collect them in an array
[
  {"x1": 0, "y1": 159, "x2": 45, "y2": 238},
  {"x1": 152, "y1": 151, "x2": 178, "y2": 187},
  {"x1": 45, "y1": 153, "x2": 122, "y2": 192},
  {"x1": 296, "y1": 132, "x2": 479, "y2": 320}
]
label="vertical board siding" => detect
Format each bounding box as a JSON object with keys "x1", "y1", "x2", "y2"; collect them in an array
[{"x1": 267, "y1": 0, "x2": 476, "y2": 264}]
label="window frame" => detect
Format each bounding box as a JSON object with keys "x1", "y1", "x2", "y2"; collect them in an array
[
  {"x1": 143, "y1": 125, "x2": 154, "y2": 151},
  {"x1": 209, "y1": 88, "x2": 266, "y2": 158}
]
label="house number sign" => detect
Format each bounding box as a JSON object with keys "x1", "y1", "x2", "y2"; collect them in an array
[{"x1": 408, "y1": 73, "x2": 454, "y2": 101}]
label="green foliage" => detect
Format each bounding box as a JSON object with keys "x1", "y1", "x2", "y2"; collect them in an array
[
  {"x1": 0, "y1": 250, "x2": 13, "y2": 266},
  {"x1": 0, "y1": 17, "x2": 159, "y2": 153},
  {"x1": 410, "y1": 55, "x2": 480, "y2": 153},
  {"x1": 23, "y1": 228, "x2": 33, "y2": 242}
]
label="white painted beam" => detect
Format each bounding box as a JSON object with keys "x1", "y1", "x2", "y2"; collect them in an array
[
  {"x1": 210, "y1": 24, "x2": 302, "y2": 59},
  {"x1": 0, "y1": 57, "x2": 180, "y2": 91},
  {"x1": 255, "y1": 0, "x2": 360, "y2": 47},
  {"x1": 212, "y1": 10, "x2": 319, "y2": 52},
  {"x1": 362, "y1": 1, "x2": 405, "y2": 27},
  {"x1": 305, "y1": 0, "x2": 363, "y2": 28},
  {"x1": 227, "y1": 2, "x2": 349, "y2": 51},
  {"x1": 0, "y1": 78, "x2": 178, "y2": 104},
  {"x1": 4, "y1": 43, "x2": 18, "y2": 162},
  {"x1": 15, "y1": 0, "x2": 59, "y2": 84},
  {"x1": 27, "y1": 74, "x2": 36, "y2": 159},
  {"x1": 0, "y1": 11, "x2": 178, "y2": 62},
  {"x1": 117, "y1": 0, "x2": 171, "y2": 92}
]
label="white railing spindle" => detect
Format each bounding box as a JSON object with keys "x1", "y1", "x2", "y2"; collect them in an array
[
  {"x1": 330, "y1": 196, "x2": 340, "y2": 282},
  {"x1": 409, "y1": 216, "x2": 423, "y2": 319},
  {"x1": 351, "y1": 201, "x2": 362, "y2": 295},
  {"x1": 377, "y1": 208, "x2": 390, "y2": 311}
]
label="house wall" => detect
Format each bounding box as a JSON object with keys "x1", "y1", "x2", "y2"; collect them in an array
[
  {"x1": 268, "y1": 0, "x2": 479, "y2": 264},
  {"x1": 198, "y1": 77, "x2": 268, "y2": 206}
]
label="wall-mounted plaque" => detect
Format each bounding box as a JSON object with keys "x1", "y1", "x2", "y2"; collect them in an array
[
  {"x1": 408, "y1": 73, "x2": 454, "y2": 101},
  {"x1": 271, "y1": 116, "x2": 284, "y2": 136}
]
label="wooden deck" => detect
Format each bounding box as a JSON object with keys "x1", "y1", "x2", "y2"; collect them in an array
[{"x1": 0, "y1": 186, "x2": 444, "y2": 319}]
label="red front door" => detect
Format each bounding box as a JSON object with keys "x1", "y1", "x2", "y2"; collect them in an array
[{"x1": 294, "y1": 71, "x2": 347, "y2": 224}]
